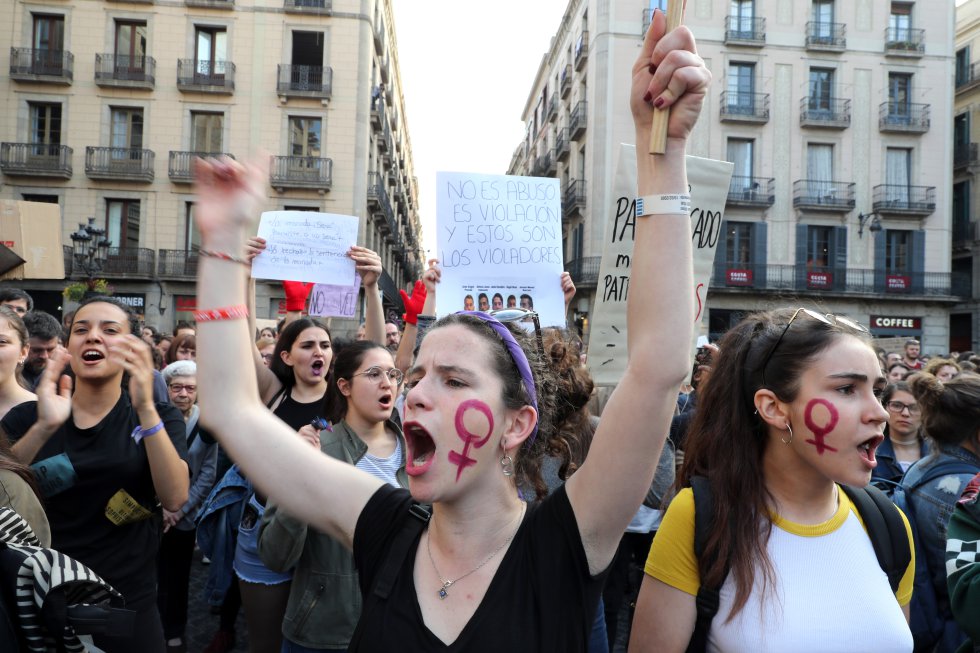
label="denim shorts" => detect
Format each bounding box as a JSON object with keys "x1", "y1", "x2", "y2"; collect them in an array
[{"x1": 233, "y1": 494, "x2": 292, "y2": 585}]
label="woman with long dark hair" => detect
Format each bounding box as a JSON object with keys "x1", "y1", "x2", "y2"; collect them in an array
[
  {"x1": 258, "y1": 340, "x2": 407, "y2": 651},
  {"x1": 871, "y1": 381, "x2": 928, "y2": 492},
  {"x1": 1, "y1": 296, "x2": 188, "y2": 653},
  {"x1": 189, "y1": 13, "x2": 706, "y2": 650},
  {"x1": 630, "y1": 308, "x2": 915, "y2": 651}
]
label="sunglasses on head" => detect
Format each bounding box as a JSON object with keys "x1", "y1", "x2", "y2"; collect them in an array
[{"x1": 760, "y1": 308, "x2": 869, "y2": 388}]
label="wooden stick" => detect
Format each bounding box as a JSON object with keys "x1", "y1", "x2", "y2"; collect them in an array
[{"x1": 648, "y1": 0, "x2": 686, "y2": 154}]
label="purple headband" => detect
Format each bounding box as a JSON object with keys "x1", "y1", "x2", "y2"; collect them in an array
[{"x1": 456, "y1": 310, "x2": 539, "y2": 445}]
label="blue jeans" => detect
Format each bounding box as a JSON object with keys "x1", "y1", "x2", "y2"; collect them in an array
[
  {"x1": 281, "y1": 638, "x2": 345, "y2": 652},
  {"x1": 589, "y1": 597, "x2": 609, "y2": 653}
]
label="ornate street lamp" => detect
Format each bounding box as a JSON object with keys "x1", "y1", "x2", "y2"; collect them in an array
[{"x1": 69, "y1": 217, "x2": 112, "y2": 290}]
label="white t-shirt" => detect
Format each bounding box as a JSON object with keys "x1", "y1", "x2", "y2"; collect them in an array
[{"x1": 355, "y1": 437, "x2": 402, "y2": 488}]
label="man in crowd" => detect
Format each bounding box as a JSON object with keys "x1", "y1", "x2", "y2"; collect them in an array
[
  {"x1": 22, "y1": 310, "x2": 63, "y2": 390},
  {"x1": 0, "y1": 288, "x2": 32, "y2": 316},
  {"x1": 385, "y1": 320, "x2": 400, "y2": 353},
  {"x1": 902, "y1": 338, "x2": 924, "y2": 370}
]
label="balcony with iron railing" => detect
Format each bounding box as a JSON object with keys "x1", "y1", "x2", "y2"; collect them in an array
[
  {"x1": 270, "y1": 155, "x2": 332, "y2": 192},
  {"x1": 547, "y1": 95, "x2": 558, "y2": 123},
  {"x1": 710, "y1": 262, "x2": 969, "y2": 299},
  {"x1": 800, "y1": 97, "x2": 851, "y2": 129},
  {"x1": 574, "y1": 31, "x2": 588, "y2": 70},
  {"x1": 805, "y1": 21, "x2": 846, "y2": 51},
  {"x1": 284, "y1": 0, "x2": 331, "y2": 13},
  {"x1": 276, "y1": 65, "x2": 332, "y2": 101},
  {"x1": 872, "y1": 184, "x2": 936, "y2": 216},
  {"x1": 367, "y1": 172, "x2": 396, "y2": 234},
  {"x1": 560, "y1": 65, "x2": 571, "y2": 98},
  {"x1": 569, "y1": 101, "x2": 587, "y2": 140},
  {"x1": 724, "y1": 16, "x2": 766, "y2": 46},
  {"x1": 177, "y1": 59, "x2": 235, "y2": 93},
  {"x1": 157, "y1": 249, "x2": 199, "y2": 278},
  {"x1": 878, "y1": 102, "x2": 930, "y2": 133},
  {"x1": 532, "y1": 151, "x2": 553, "y2": 177},
  {"x1": 563, "y1": 179, "x2": 586, "y2": 215},
  {"x1": 955, "y1": 143, "x2": 979, "y2": 170},
  {"x1": 564, "y1": 256, "x2": 601, "y2": 288},
  {"x1": 168, "y1": 151, "x2": 234, "y2": 183},
  {"x1": 958, "y1": 62, "x2": 980, "y2": 93},
  {"x1": 727, "y1": 176, "x2": 775, "y2": 208},
  {"x1": 792, "y1": 180, "x2": 855, "y2": 211},
  {"x1": 555, "y1": 129, "x2": 570, "y2": 162},
  {"x1": 94, "y1": 53, "x2": 155, "y2": 89},
  {"x1": 9, "y1": 48, "x2": 73, "y2": 84},
  {"x1": 1, "y1": 143, "x2": 73, "y2": 179},
  {"x1": 370, "y1": 100, "x2": 385, "y2": 132},
  {"x1": 64, "y1": 245, "x2": 157, "y2": 279},
  {"x1": 85, "y1": 147, "x2": 155, "y2": 182},
  {"x1": 884, "y1": 27, "x2": 924, "y2": 57},
  {"x1": 185, "y1": 0, "x2": 234, "y2": 7},
  {"x1": 719, "y1": 91, "x2": 769, "y2": 123}
]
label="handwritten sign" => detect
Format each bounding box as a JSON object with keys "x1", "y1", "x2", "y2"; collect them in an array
[
  {"x1": 308, "y1": 274, "x2": 361, "y2": 319},
  {"x1": 435, "y1": 172, "x2": 565, "y2": 325},
  {"x1": 587, "y1": 146, "x2": 734, "y2": 386},
  {"x1": 251, "y1": 211, "x2": 358, "y2": 286}
]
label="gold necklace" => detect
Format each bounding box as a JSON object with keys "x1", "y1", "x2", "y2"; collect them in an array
[{"x1": 426, "y1": 502, "x2": 526, "y2": 600}]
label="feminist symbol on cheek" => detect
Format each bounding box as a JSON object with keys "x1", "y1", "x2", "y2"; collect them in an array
[
  {"x1": 447, "y1": 400, "x2": 495, "y2": 482},
  {"x1": 804, "y1": 398, "x2": 839, "y2": 455}
]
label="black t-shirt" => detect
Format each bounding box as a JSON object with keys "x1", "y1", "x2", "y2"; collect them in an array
[
  {"x1": 1, "y1": 393, "x2": 186, "y2": 605},
  {"x1": 352, "y1": 484, "x2": 608, "y2": 652},
  {"x1": 272, "y1": 387, "x2": 327, "y2": 431}
]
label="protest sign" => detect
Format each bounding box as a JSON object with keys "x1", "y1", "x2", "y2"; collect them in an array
[
  {"x1": 435, "y1": 172, "x2": 565, "y2": 325},
  {"x1": 308, "y1": 274, "x2": 361, "y2": 319},
  {"x1": 251, "y1": 211, "x2": 358, "y2": 286},
  {"x1": 587, "y1": 146, "x2": 733, "y2": 386}
]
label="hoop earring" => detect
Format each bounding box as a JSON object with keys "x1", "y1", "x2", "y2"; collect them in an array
[
  {"x1": 500, "y1": 455, "x2": 515, "y2": 477},
  {"x1": 781, "y1": 423, "x2": 794, "y2": 445}
]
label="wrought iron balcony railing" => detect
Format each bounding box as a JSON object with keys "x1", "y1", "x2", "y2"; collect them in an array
[
  {"x1": 0, "y1": 143, "x2": 72, "y2": 178},
  {"x1": 805, "y1": 21, "x2": 846, "y2": 50},
  {"x1": 800, "y1": 97, "x2": 851, "y2": 128},
  {"x1": 168, "y1": 151, "x2": 234, "y2": 183},
  {"x1": 560, "y1": 65, "x2": 571, "y2": 98},
  {"x1": 94, "y1": 53, "x2": 156, "y2": 88},
  {"x1": 9, "y1": 47, "x2": 73, "y2": 83},
  {"x1": 157, "y1": 249, "x2": 199, "y2": 278},
  {"x1": 724, "y1": 16, "x2": 766, "y2": 45},
  {"x1": 562, "y1": 179, "x2": 586, "y2": 215},
  {"x1": 555, "y1": 129, "x2": 570, "y2": 162},
  {"x1": 276, "y1": 65, "x2": 332, "y2": 100},
  {"x1": 955, "y1": 143, "x2": 979, "y2": 169},
  {"x1": 269, "y1": 155, "x2": 333, "y2": 191},
  {"x1": 85, "y1": 146, "x2": 155, "y2": 181},
  {"x1": 720, "y1": 91, "x2": 770, "y2": 123},
  {"x1": 792, "y1": 180, "x2": 855, "y2": 211},
  {"x1": 569, "y1": 101, "x2": 587, "y2": 140},
  {"x1": 564, "y1": 256, "x2": 601, "y2": 288},
  {"x1": 878, "y1": 102, "x2": 930, "y2": 133},
  {"x1": 574, "y1": 31, "x2": 588, "y2": 70},
  {"x1": 177, "y1": 59, "x2": 235, "y2": 93},
  {"x1": 65, "y1": 246, "x2": 156, "y2": 278},
  {"x1": 884, "y1": 27, "x2": 924, "y2": 56},
  {"x1": 872, "y1": 184, "x2": 936, "y2": 215},
  {"x1": 727, "y1": 176, "x2": 775, "y2": 207},
  {"x1": 283, "y1": 0, "x2": 331, "y2": 13}
]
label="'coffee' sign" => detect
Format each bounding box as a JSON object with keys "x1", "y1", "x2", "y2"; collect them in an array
[
  {"x1": 886, "y1": 275, "x2": 911, "y2": 292},
  {"x1": 726, "y1": 269, "x2": 753, "y2": 286},
  {"x1": 871, "y1": 315, "x2": 922, "y2": 330}
]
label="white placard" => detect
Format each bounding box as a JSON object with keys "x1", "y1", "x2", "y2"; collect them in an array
[
  {"x1": 251, "y1": 211, "x2": 358, "y2": 286},
  {"x1": 435, "y1": 172, "x2": 565, "y2": 325},
  {"x1": 587, "y1": 146, "x2": 734, "y2": 386}
]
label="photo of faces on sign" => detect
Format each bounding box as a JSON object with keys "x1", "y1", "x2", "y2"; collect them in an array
[{"x1": 461, "y1": 283, "x2": 535, "y2": 325}]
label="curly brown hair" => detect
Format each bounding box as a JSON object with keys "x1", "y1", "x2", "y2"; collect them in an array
[{"x1": 542, "y1": 328, "x2": 595, "y2": 483}]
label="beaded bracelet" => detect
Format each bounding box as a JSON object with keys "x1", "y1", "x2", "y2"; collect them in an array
[
  {"x1": 131, "y1": 421, "x2": 165, "y2": 444},
  {"x1": 193, "y1": 304, "x2": 249, "y2": 322},
  {"x1": 199, "y1": 249, "x2": 250, "y2": 266}
]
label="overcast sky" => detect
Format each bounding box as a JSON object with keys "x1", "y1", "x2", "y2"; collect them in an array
[{"x1": 391, "y1": 0, "x2": 569, "y2": 257}]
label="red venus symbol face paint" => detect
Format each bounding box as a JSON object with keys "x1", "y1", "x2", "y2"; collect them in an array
[
  {"x1": 804, "y1": 398, "x2": 839, "y2": 455},
  {"x1": 448, "y1": 399, "x2": 495, "y2": 482}
]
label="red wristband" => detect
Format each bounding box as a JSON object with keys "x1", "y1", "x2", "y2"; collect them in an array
[{"x1": 193, "y1": 304, "x2": 249, "y2": 322}]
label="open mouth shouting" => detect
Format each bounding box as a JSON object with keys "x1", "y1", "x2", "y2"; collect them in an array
[
  {"x1": 378, "y1": 391, "x2": 393, "y2": 412},
  {"x1": 858, "y1": 434, "x2": 884, "y2": 469},
  {"x1": 311, "y1": 360, "x2": 325, "y2": 377},
  {"x1": 81, "y1": 349, "x2": 106, "y2": 365},
  {"x1": 404, "y1": 421, "x2": 436, "y2": 476}
]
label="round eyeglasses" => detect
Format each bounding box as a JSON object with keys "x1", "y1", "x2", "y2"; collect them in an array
[
  {"x1": 351, "y1": 366, "x2": 404, "y2": 386},
  {"x1": 885, "y1": 400, "x2": 920, "y2": 416}
]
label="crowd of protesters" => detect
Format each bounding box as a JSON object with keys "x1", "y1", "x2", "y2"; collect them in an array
[{"x1": 3, "y1": 13, "x2": 980, "y2": 653}]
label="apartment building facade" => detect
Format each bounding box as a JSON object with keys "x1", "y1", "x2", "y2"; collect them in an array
[
  {"x1": 1, "y1": 0, "x2": 423, "y2": 332},
  {"x1": 511, "y1": 0, "x2": 959, "y2": 353}
]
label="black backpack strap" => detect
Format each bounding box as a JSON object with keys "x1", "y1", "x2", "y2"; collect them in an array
[
  {"x1": 841, "y1": 484, "x2": 910, "y2": 593},
  {"x1": 686, "y1": 475, "x2": 726, "y2": 653},
  {"x1": 348, "y1": 502, "x2": 431, "y2": 651}
]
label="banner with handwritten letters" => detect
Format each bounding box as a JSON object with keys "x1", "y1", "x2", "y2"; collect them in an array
[
  {"x1": 587, "y1": 146, "x2": 734, "y2": 386},
  {"x1": 251, "y1": 211, "x2": 358, "y2": 286},
  {"x1": 435, "y1": 172, "x2": 565, "y2": 326},
  {"x1": 308, "y1": 274, "x2": 361, "y2": 319}
]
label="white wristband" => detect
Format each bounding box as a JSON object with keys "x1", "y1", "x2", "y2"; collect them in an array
[{"x1": 635, "y1": 194, "x2": 691, "y2": 216}]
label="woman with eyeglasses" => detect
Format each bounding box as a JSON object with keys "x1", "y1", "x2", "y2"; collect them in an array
[
  {"x1": 630, "y1": 306, "x2": 915, "y2": 652},
  {"x1": 899, "y1": 372, "x2": 980, "y2": 652},
  {"x1": 258, "y1": 340, "x2": 407, "y2": 652},
  {"x1": 190, "y1": 13, "x2": 705, "y2": 651},
  {"x1": 871, "y1": 382, "x2": 928, "y2": 493}
]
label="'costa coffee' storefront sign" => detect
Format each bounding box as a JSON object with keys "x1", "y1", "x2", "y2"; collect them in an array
[
  {"x1": 726, "y1": 269, "x2": 753, "y2": 286},
  {"x1": 807, "y1": 271, "x2": 833, "y2": 289},
  {"x1": 870, "y1": 315, "x2": 922, "y2": 335}
]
